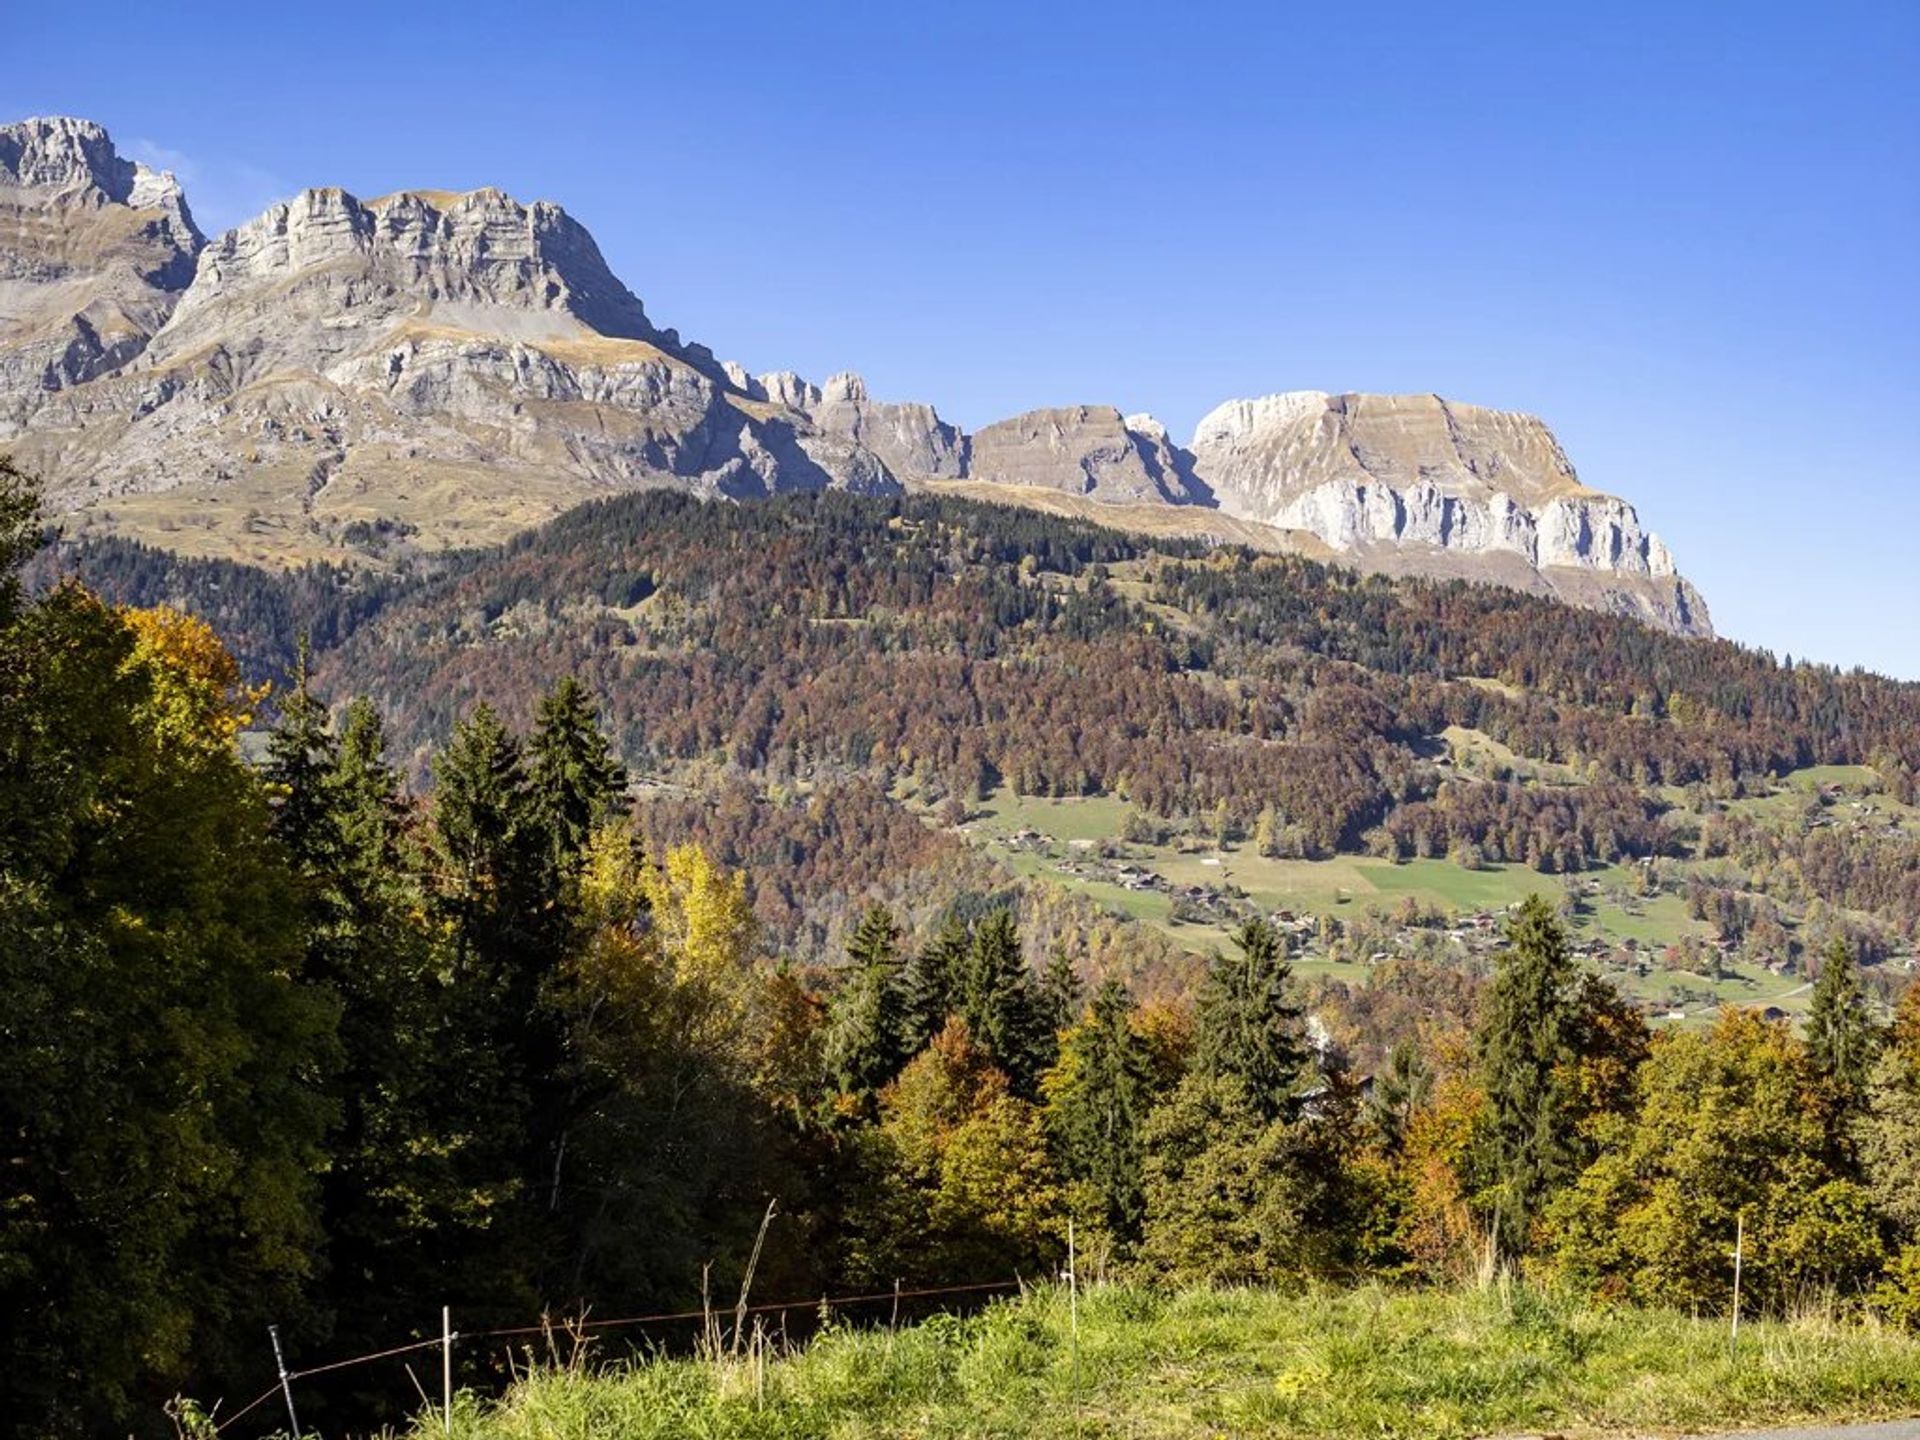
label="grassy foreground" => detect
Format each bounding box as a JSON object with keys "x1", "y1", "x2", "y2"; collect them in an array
[{"x1": 420, "y1": 1282, "x2": 1920, "y2": 1439}]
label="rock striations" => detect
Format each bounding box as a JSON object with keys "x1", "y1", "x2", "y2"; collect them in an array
[
  {"x1": 1, "y1": 117, "x2": 201, "y2": 402},
  {"x1": 1188, "y1": 391, "x2": 1706, "y2": 632},
  {"x1": 0, "y1": 116, "x2": 1708, "y2": 634}
]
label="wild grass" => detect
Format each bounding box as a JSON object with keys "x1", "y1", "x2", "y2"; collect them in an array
[{"x1": 408, "y1": 1280, "x2": 1920, "y2": 1439}]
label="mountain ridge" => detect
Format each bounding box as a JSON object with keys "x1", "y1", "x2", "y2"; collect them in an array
[{"x1": 0, "y1": 115, "x2": 1708, "y2": 635}]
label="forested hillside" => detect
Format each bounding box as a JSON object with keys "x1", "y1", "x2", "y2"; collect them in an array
[
  {"x1": 9, "y1": 464, "x2": 1920, "y2": 1438},
  {"x1": 40, "y1": 484, "x2": 1920, "y2": 990}
]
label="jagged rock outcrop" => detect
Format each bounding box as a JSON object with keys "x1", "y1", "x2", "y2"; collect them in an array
[
  {"x1": 0, "y1": 121, "x2": 896, "y2": 561},
  {"x1": 738, "y1": 369, "x2": 965, "y2": 479},
  {"x1": 1188, "y1": 391, "x2": 1707, "y2": 633},
  {"x1": 0, "y1": 115, "x2": 1708, "y2": 635},
  {"x1": 966, "y1": 405, "x2": 1206, "y2": 504},
  {"x1": 0, "y1": 117, "x2": 202, "y2": 409}
]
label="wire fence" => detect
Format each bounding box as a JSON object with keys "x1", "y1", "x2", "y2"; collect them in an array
[{"x1": 209, "y1": 1276, "x2": 1029, "y2": 1436}]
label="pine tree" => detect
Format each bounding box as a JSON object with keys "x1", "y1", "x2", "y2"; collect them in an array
[
  {"x1": 1368, "y1": 1039, "x2": 1434, "y2": 1152},
  {"x1": 263, "y1": 641, "x2": 340, "y2": 873},
  {"x1": 960, "y1": 908, "x2": 1045, "y2": 1093},
  {"x1": 1806, "y1": 938, "x2": 1878, "y2": 1102},
  {"x1": 823, "y1": 905, "x2": 909, "y2": 1098},
  {"x1": 898, "y1": 913, "x2": 967, "y2": 1058},
  {"x1": 529, "y1": 675, "x2": 628, "y2": 874},
  {"x1": 1039, "y1": 948, "x2": 1085, "y2": 1036},
  {"x1": 429, "y1": 705, "x2": 565, "y2": 1301},
  {"x1": 332, "y1": 698, "x2": 413, "y2": 901},
  {"x1": 1045, "y1": 978, "x2": 1151, "y2": 1243},
  {"x1": 1195, "y1": 917, "x2": 1305, "y2": 1121},
  {"x1": 434, "y1": 703, "x2": 555, "y2": 982},
  {"x1": 1474, "y1": 893, "x2": 1579, "y2": 1254}
]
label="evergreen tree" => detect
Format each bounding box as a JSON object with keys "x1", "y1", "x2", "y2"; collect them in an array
[
  {"x1": 1369, "y1": 1039, "x2": 1434, "y2": 1153},
  {"x1": 1044, "y1": 978, "x2": 1151, "y2": 1243},
  {"x1": 898, "y1": 912, "x2": 968, "y2": 1057},
  {"x1": 263, "y1": 640, "x2": 340, "y2": 872},
  {"x1": 1806, "y1": 938, "x2": 1879, "y2": 1103},
  {"x1": 429, "y1": 704, "x2": 566, "y2": 1303},
  {"x1": 434, "y1": 703, "x2": 556, "y2": 982},
  {"x1": 1039, "y1": 947, "x2": 1085, "y2": 1039},
  {"x1": 823, "y1": 905, "x2": 909, "y2": 1099},
  {"x1": 529, "y1": 675, "x2": 629, "y2": 873},
  {"x1": 960, "y1": 909, "x2": 1045, "y2": 1093},
  {"x1": 332, "y1": 698, "x2": 414, "y2": 898},
  {"x1": 1474, "y1": 894, "x2": 1579, "y2": 1254},
  {"x1": 1195, "y1": 917, "x2": 1305, "y2": 1121}
]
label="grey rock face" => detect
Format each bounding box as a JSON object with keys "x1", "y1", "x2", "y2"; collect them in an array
[
  {"x1": 0, "y1": 130, "x2": 898, "y2": 558},
  {"x1": 0, "y1": 117, "x2": 203, "y2": 408},
  {"x1": 751, "y1": 369, "x2": 967, "y2": 480},
  {"x1": 967, "y1": 404, "x2": 1206, "y2": 504},
  {"x1": 0, "y1": 115, "x2": 1708, "y2": 636},
  {"x1": 1187, "y1": 390, "x2": 1707, "y2": 632}
]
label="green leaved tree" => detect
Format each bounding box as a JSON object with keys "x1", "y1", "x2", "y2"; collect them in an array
[
  {"x1": 1195, "y1": 917, "x2": 1306, "y2": 1121},
  {"x1": 898, "y1": 912, "x2": 968, "y2": 1057},
  {"x1": 1806, "y1": 938, "x2": 1879, "y2": 1107},
  {"x1": 1044, "y1": 978, "x2": 1152, "y2": 1246},
  {"x1": 960, "y1": 909, "x2": 1048, "y2": 1093},
  {"x1": 823, "y1": 905, "x2": 910, "y2": 1100}
]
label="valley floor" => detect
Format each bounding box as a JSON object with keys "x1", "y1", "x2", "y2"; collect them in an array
[{"x1": 418, "y1": 1283, "x2": 1920, "y2": 1440}]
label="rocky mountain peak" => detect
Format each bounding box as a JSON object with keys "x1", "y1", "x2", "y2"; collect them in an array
[
  {"x1": 1187, "y1": 388, "x2": 1704, "y2": 631},
  {"x1": 967, "y1": 404, "x2": 1208, "y2": 506},
  {"x1": 0, "y1": 115, "x2": 1710, "y2": 637},
  {"x1": 0, "y1": 117, "x2": 203, "y2": 403},
  {"x1": 0, "y1": 116, "x2": 198, "y2": 237},
  {"x1": 1191, "y1": 390, "x2": 1331, "y2": 450},
  {"x1": 158, "y1": 181, "x2": 662, "y2": 355}
]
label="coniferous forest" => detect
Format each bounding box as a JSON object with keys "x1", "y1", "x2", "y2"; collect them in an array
[{"x1": 6, "y1": 459, "x2": 1920, "y2": 1437}]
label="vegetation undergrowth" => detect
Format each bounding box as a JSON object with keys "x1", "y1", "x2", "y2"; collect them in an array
[{"x1": 402, "y1": 1281, "x2": 1920, "y2": 1440}]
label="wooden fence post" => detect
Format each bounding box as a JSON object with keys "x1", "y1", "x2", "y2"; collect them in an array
[{"x1": 269, "y1": 1324, "x2": 301, "y2": 1440}]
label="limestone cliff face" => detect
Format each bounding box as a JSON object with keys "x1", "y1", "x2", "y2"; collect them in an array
[
  {"x1": 1187, "y1": 391, "x2": 1707, "y2": 633},
  {"x1": 966, "y1": 405, "x2": 1206, "y2": 505},
  {"x1": 0, "y1": 115, "x2": 1709, "y2": 636},
  {"x1": 0, "y1": 123, "x2": 896, "y2": 561},
  {"x1": 737, "y1": 369, "x2": 966, "y2": 480},
  {"x1": 0, "y1": 117, "x2": 202, "y2": 406}
]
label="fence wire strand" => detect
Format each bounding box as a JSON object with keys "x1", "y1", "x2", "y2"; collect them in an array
[{"x1": 212, "y1": 1274, "x2": 1025, "y2": 1432}]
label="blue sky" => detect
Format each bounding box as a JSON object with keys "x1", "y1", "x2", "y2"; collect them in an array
[{"x1": 13, "y1": 0, "x2": 1918, "y2": 676}]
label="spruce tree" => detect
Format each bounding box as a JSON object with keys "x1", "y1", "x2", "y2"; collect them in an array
[
  {"x1": 429, "y1": 705, "x2": 564, "y2": 1301},
  {"x1": 1806, "y1": 938, "x2": 1878, "y2": 1102},
  {"x1": 1474, "y1": 893, "x2": 1579, "y2": 1254},
  {"x1": 529, "y1": 675, "x2": 628, "y2": 873},
  {"x1": 1039, "y1": 947, "x2": 1085, "y2": 1038},
  {"x1": 303, "y1": 696, "x2": 487, "y2": 1358},
  {"x1": 1046, "y1": 978, "x2": 1151, "y2": 1242},
  {"x1": 332, "y1": 698, "x2": 413, "y2": 901},
  {"x1": 898, "y1": 912, "x2": 967, "y2": 1057},
  {"x1": 1195, "y1": 917, "x2": 1305, "y2": 1121},
  {"x1": 961, "y1": 908, "x2": 1045, "y2": 1093},
  {"x1": 263, "y1": 642, "x2": 340, "y2": 874},
  {"x1": 434, "y1": 703, "x2": 555, "y2": 982},
  {"x1": 823, "y1": 905, "x2": 909, "y2": 1098}
]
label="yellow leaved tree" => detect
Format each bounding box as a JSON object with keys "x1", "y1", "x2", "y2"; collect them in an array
[
  {"x1": 119, "y1": 604, "x2": 268, "y2": 751},
  {"x1": 641, "y1": 842, "x2": 757, "y2": 986}
]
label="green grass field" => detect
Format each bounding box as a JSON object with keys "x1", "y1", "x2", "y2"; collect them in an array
[
  {"x1": 415, "y1": 1282, "x2": 1920, "y2": 1440},
  {"x1": 967, "y1": 791, "x2": 1702, "y2": 953},
  {"x1": 963, "y1": 770, "x2": 1905, "y2": 1029}
]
